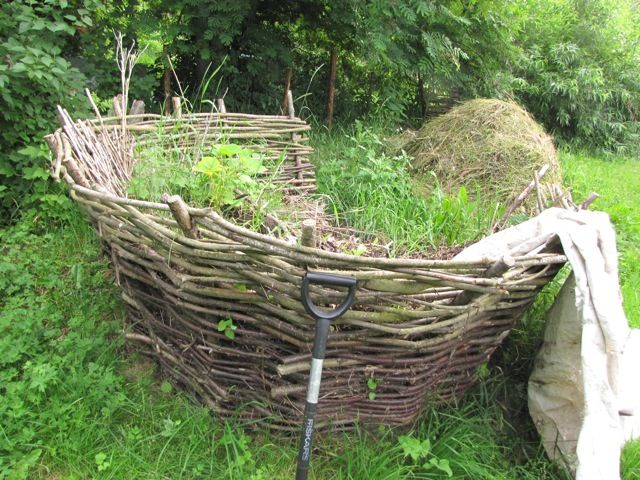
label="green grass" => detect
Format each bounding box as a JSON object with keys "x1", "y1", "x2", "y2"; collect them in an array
[
  {"x1": 561, "y1": 151, "x2": 640, "y2": 327},
  {"x1": 623, "y1": 439, "x2": 640, "y2": 480},
  {"x1": 1, "y1": 146, "x2": 638, "y2": 479},
  {"x1": 313, "y1": 122, "x2": 501, "y2": 255}
]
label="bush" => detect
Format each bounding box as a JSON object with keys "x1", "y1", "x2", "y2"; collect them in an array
[
  {"x1": 511, "y1": 0, "x2": 640, "y2": 151},
  {"x1": 0, "y1": 0, "x2": 97, "y2": 224}
]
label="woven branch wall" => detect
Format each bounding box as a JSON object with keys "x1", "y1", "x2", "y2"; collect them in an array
[{"x1": 46, "y1": 108, "x2": 566, "y2": 431}]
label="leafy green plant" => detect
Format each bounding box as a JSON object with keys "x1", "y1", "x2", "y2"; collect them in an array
[
  {"x1": 160, "y1": 417, "x2": 182, "y2": 438},
  {"x1": 398, "y1": 435, "x2": 452, "y2": 477},
  {"x1": 511, "y1": 0, "x2": 640, "y2": 151},
  {"x1": 220, "y1": 423, "x2": 255, "y2": 475},
  {"x1": 217, "y1": 318, "x2": 238, "y2": 340},
  {"x1": 127, "y1": 141, "x2": 202, "y2": 203},
  {"x1": 367, "y1": 377, "x2": 378, "y2": 401},
  {"x1": 194, "y1": 143, "x2": 266, "y2": 209},
  {"x1": 94, "y1": 452, "x2": 111, "y2": 472},
  {"x1": 129, "y1": 140, "x2": 273, "y2": 209},
  {"x1": 344, "y1": 244, "x2": 368, "y2": 257},
  {"x1": 0, "y1": 214, "x2": 126, "y2": 478},
  {"x1": 129, "y1": 137, "x2": 290, "y2": 235}
]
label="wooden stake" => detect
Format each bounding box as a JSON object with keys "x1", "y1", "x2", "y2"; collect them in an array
[
  {"x1": 533, "y1": 169, "x2": 544, "y2": 213},
  {"x1": 282, "y1": 67, "x2": 292, "y2": 111},
  {"x1": 162, "y1": 193, "x2": 200, "y2": 238},
  {"x1": 452, "y1": 255, "x2": 515, "y2": 306},
  {"x1": 44, "y1": 133, "x2": 62, "y2": 181},
  {"x1": 301, "y1": 219, "x2": 317, "y2": 248},
  {"x1": 286, "y1": 90, "x2": 294, "y2": 118},
  {"x1": 217, "y1": 98, "x2": 227, "y2": 113},
  {"x1": 580, "y1": 192, "x2": 599, "y2": 210},
  {"x1": 163, "y1": 49, "x2": 171, "y2": 114},
  {"x1": 129, "y1": 100, "x2": 145, "y2": 116},
  {"x1": 172, "y1": 97, "x2": 182, "y2": 118},
  {"x1": 285, "y1": 89, "x2": 302, "y2": 179},
  {"x1": 113, "y1": 94, "x2": 124, "y2": 117}
]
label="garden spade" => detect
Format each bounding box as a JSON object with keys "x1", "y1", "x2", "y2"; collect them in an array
[{"x1": 296, "y1": 271, "x2": 357, "y2": 480}]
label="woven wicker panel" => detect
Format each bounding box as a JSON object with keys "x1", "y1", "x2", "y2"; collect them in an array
[{"x1": 46, "y1": 110, "x2": 565, "y2": 430}]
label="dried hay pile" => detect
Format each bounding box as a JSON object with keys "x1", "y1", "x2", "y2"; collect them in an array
[{"x1": 403, "y1": 99, "x2": 562, "y2": 205}]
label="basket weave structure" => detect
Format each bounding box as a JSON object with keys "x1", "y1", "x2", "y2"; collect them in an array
[{"x1": 46, "y1": 109, "x2": 566, "y2": 430}]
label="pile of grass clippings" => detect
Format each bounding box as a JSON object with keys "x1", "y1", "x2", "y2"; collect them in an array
[{"x1": 403, "y1": 99, "x2": 562, "y2": 206}]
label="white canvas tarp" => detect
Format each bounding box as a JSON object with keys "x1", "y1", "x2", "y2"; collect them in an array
[{"x1": 455, "y1": 208, "x2": 640, "y2": 479}]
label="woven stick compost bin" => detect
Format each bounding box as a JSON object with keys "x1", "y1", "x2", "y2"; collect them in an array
[{"x1": 45, "y1": 102, "x2": 567, "y2": 431}]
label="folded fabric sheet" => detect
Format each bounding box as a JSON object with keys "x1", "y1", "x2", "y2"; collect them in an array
[{"x1": 455, "y1": 208, "x2": 640, "y2": 479}]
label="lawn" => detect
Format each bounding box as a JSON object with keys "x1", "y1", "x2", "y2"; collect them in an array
[
  {"x1": 560, "y1": 151, "x2": 640, "y2": 328},
  {"x1": 0, "y1": 148, "x2": 637, "y2": 479}
]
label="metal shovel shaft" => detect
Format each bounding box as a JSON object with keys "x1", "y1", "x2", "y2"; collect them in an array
[
  {"x1": 295, "y1": 272, "x2": 356, "y2": 480},
  {"x1": 295, "y1": 318, "x2": 330, "y2": 480}
]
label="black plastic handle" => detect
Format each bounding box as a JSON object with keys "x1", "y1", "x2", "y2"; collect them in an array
[{"x1": 301, "y1": 271, "x2": 357, "y2": 321}]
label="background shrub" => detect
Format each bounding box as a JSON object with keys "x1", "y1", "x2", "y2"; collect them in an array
[{"x1": 0, "y1": 0, "x2": 100, "y2": 224}]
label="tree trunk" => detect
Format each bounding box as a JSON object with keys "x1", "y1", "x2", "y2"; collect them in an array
[
  {"x1": 417, "y1": 71, "x2": 427, "y2": 118},
  {"x1": 326, "y1": 47, "x2": 338, "y2": 129}
]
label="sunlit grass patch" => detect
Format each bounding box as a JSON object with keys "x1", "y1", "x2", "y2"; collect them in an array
[{"x1": 561, "y1": 151, "x2": 640, "y2": 327}]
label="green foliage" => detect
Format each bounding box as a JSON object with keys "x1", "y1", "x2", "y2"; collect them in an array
[
  {"x1": 360, "y1": 0, "x2": 515, "y2": 120},
  {"x1": 5, "y1": 145, "x2": 640, "y2": 479},
  {"x1": 7, "y1": 0, "x2": 640, "y2": 226},
  {"x1": 145, "y1": 0, "x2": 296, "y2": 112},
  {"x1": 128, "y1": 141, "x2": 270, "y2": 212},
  {"x1": 314, "y1": 122, "x2": 496, "y2": 254},
  {"x1": 195, "y1": 144, "x2": 266, "y2": 209},
  {"x1": 398, "y1": 435, "x2": 453, "y2": 477},
  {"x1": 0, "y1": 213, "x2": 125, "y2": 478},
  {"x1": 510, "y1": 0, "x2": 640, "y2": 151},
  {"x1": 622, "y1": 439, "x2": 640, "y2": 480},
  {"x1": 560, "y1": 151, "x2": 640, "y2": 327},
  {"x1": 6, "y1": 0, "x2": 640, "y2": 228},
  {"x1": 0, "y1": 0, "x2": 98, "y2": 223},
  {"x1": 94, "y1": 452, "x2": 111, "y2": 472},
  {"x1": 127, "y1": 141, "x2": 204, "y2": 203},
  {"x1": 217, "y1": 318, "x2": 238, "y2": 341},
  {"x1": 0, "y1": 213, "x2": 282, "y2": 479},
  {"x1": 367, "y1": 377, "x2": 378, "y2": 401}
]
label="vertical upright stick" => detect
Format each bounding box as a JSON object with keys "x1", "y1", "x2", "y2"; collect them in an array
[
  {"x1": 301, "y1": 219, "x2": 317, "y2": 249},
  {"x1": 287, "y1": 90, "x2": 303, "y2": 180},
  {"x1": 163, "y1": 48, "x2": 171, "y2": 114},
  {"x1": 217, "y1": 98, "x2": 227, "y2": 113},
  {"x1": 172, "y1": 97, "x2": 182, "y2": 118},
  {"x1": 282, "y1": 67, "x2": 293, "y2": 111},
  {"x1": 286, "y1": 90, "x2": 295, "y2": 119}
]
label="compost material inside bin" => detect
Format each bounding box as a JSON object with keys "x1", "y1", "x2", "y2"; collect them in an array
[{"x1": 126, "y1": 125, "x2": 472, "y2": 260}]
